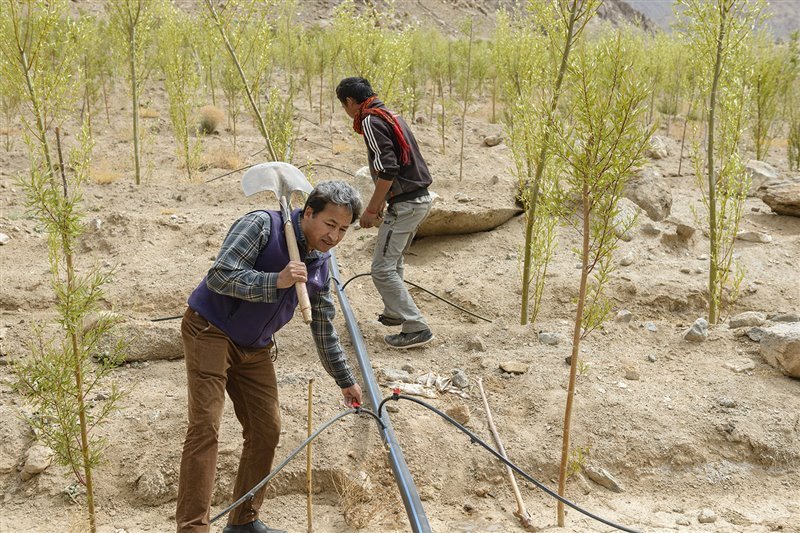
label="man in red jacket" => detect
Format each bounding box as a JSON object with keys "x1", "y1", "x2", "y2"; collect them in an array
[{"x1": 337, "y1": 76, "x2": 435, "y2": 349}]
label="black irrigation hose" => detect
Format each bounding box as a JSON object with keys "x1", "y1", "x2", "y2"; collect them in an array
[
  {"x1": 153, "y1": 271, "x2": 495, "y2": 324},
  {"x1": 340, "y1": 272, "x2": 493, "y2": 323},
  {"x1": 150, "y1": 315, "x2": 182, "y2": 322},
  {"x1": 205, "y1": 163, "x2": 256, "y2": 183},
  {"x1": 204, "y1": 161, "x2": 353, "y2": 183},
  {"x1": 378, "y1": 393, "x2": 642, "y2": 533},
  {"x1": 297, "y1": 162, "x2": 354, "y2": 177},
  {"x1": 210, "y1": 407, "x2": 385, "y2": 525}
]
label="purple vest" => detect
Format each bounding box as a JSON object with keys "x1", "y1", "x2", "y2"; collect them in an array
[{"x1": 187, "y1": 209, "x2": 330, "y2": 348}]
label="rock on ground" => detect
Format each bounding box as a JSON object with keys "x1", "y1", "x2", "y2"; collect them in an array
[
  {"x1": 614, "y1": 198, "x2": 640, "y2": 241},
  {"x1": 728, "y1": 311, "x2": 766, "y2": 329},
  {"x1": 736, "y1": 231, "x2": 772, "y2": 243},
  {"x1": 584, "y1": 465, "x2": 624, "y2": 493},
  {"x1": 97, "y1": 319, "x2": 183, "y2": 362},
  {"x1": 646, "y1": 135, "x2": 669, "y2": 160},
  {"x1": 745, "y1": 160, "x2": 778, "y2": 196},
  {"x1": 20, "y1": 445, "x2": 54, "y2": 481},
  {"x1": 683, "y1": 318, "x2": 708, "y2": 343},
  {"x1": 134, "y1": 468, "x2": 176, "y2": 506},
  {"x1": 417, "y1": 202, "x2": 522, "y2": 237},
  {"x1": 624, "y1": 167, "x2": 672, "y2": 221},
  {"x1": 760, "y1": 323, "x2": 800, "y2": 378},
  {"x1": 759, "y1": 177, "x2": 800, "y2": 217}
]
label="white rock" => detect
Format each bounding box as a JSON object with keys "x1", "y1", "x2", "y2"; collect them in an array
[
  {"x1": 499, "y1": 361, "x2": 529, "y2": 374},
  {"x1": 736, "y1": 231, "x2": 772, "y2": 243},
  {"x1": 625, "y1": 167, "x2": 672, "y2": 221},
  {"x1": 467, "y1": 336, "x2": 485, "y2": 352},
  {"x1": 646, "y1": 135, "x2": 670, "y2": 160},
  {"x1": 613, "y1": 198, "x2": 640, "y2": 242},
  {"x1": 538, "y1": 332, "x2": 563, "y2": 346},
  {"x1": 134, "y1": 468, "x2": 175, "y2": 506},
  {"x1": 584, "y1": 465, "x2": 624, "y2": 493},
  {"x1": 20, "y1": 445, "x2": 54, "y2": 481},
  {"x1": 0, "y1": 233, "x2": 10, "y2": 245},
  {"x1": 614, "y1": 310, "x2": 633, "y2": 324},
  {"x1": 745, "y1": 160, "x2": 778, "y2": 196},
  {"x1": 728, "y1": 311, "x2": 766, "y2": 329},
  {"x1": 483, "y1": 134, "x2": 504, "y2": 147},
  {"x1": 759, "y1": 177, "x2": 800, "y2": 217},
  {"x1": 683, "y1": 318, "x2": 708, "y2": 343},
  {"x1": 698, "y1": 508, "x2": 717, "y2": 524},
  {"x1": 760, "y1": 322, "x2": 800, "y2": 378}
]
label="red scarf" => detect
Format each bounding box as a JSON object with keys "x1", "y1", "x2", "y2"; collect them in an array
[{"x1": 353, "y1": 96, "x2": 411, "y2": 166}]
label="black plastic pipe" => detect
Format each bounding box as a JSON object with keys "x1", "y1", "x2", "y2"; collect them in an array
[{"x1": 329, "y1": 251, "x2": 432, "y2": 533}]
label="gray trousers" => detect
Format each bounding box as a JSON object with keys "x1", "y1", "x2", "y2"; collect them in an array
[{"x1": 372, "y1": 197, "x2": 432, "y2": 333}]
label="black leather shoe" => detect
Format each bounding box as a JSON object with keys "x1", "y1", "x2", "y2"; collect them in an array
[{"x1": 222, "y1": 519, "x2": 286, "y2": 533}]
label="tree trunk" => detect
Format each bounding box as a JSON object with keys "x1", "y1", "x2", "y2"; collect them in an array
[
  {"x1": 707, "y1": 4, "x2": 728, "y2": 325},
  {"x1": 130, "y1": 27, "x2": 142, "y2": 185},
  {"x1": 557, "y1": 181, "x2": 590, "y2": 527}
]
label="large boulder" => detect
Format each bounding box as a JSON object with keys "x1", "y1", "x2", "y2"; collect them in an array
[
  {"x1": 759, "y1": 177, "x2": 800, "y2": 217},
  {"x1": 417, "y1": 201, "x2": 522, "y2": 237},
  {"x1": 354, "y1": 166, "x2": 375, "y2": 205},
  {"x1": 745, "y1": 160, "x2": 778, "y2": 196},
  {"x1": 356, "y1": 166, "x2": 522, "y2": 236},
  {"x1": 760, "y1": 322, "x2": 800, "y2": 378},
  {"x1": 91, "y1": 314, "x2": 183, "y2": 362},
  {"x1": 624, "y1": 167, "x2": 672, "y2": 221}
]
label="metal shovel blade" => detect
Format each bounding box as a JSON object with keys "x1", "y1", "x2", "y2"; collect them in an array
[{"x1": 241, "y1": 162, "x2": 313, "y2": 199}]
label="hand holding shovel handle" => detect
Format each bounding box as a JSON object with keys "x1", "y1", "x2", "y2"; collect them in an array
[
  {"x1": 241, "y1": 162, "x2": 315, "y2": 325},
  {"x1": 280, "y1": 196, "x2": 313, "y2": 323}
]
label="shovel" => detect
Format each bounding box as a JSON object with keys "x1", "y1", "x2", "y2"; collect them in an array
[{"x1": 241, "y1": 162, "x2": 314, "y2": 324}]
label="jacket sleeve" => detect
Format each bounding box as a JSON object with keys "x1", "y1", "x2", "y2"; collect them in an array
[
  {"x1": 362, "y1": 115, "x2": 399, "y2": 181},
  {"x1": 308, "y1": 277, "x2": 356, "y2": 388}
]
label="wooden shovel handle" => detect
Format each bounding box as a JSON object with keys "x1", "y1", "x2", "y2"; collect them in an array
[{"x1": 283, "y1": 218, "x2": 313, "y2": 324}]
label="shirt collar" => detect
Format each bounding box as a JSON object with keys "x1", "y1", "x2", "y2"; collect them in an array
[{"x1": 292, "y1": 209, "x2": 321, "y2": 260}]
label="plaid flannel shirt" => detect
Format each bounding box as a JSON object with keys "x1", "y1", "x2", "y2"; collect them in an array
[{"x1": 206, "y1": 211, "x2": 356, "y2": 389}]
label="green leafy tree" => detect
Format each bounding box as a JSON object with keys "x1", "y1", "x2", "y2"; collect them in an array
[
  {"x1": 496, "y1": 0, "x2": 600, "y2": 326},
  {"x1": 749, "y1": 31, "x2": 792, "y2": 161},
  {"x1": 787, "y1": 31, "x2": 800, "y2": 170},
  {"x1": 401, "y1": 26, "x2": 428, "y2": 122},
  {"x1": 157, "y1": 7, "x2": 203, "y2": 180},
  {"x1": 0, "y1": 0, "x2": 79, "y2": 172},
  {"x1": 679, "y1": 0, "x2": 764, "y2": 324},
  {"x1": 76, "y1": 14, "x2": 116, "y2": 138},
  {"x1": 332, "y1": 0, "x2": 409, "y2": 109},
  {"x1": 457, "y1": 18, "x2": 474, "y2": 181},
  {"x1": 494, "y1": 9, "x2": 560, "y2": 325},
  {"x1": 108, "y1": 0, "x2": 159, "y2": 185},
  {"x1": 552, "y1": 33, "x2": 654, "y2": 526},
  {"x1": 1, "y1": 3, "x2": 122, "y2": 531},
  {"x1": 16, "y1": 127, "x2": 124, "y2": 533},
  {"x1": 194, "y1": 13, "x2": 223, "y2": 107},
  {"x1": 204, "y1": 0, "x2": 278, "y2": 160}
]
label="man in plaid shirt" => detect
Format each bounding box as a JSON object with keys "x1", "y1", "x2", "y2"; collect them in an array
[{"x1": 176, "y1": 181, "x2": 363, "y2": 533}]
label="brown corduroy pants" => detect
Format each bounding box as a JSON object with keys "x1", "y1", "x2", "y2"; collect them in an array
[{"x1": 176, "y1": 308, "x2": 281, "y2": 533}]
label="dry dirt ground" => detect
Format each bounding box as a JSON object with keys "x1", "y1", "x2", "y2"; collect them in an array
[{"x1": 1, "y1": 73, "x2": 800, "y2": 533}]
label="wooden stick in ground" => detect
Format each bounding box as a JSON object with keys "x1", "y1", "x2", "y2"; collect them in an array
[
  {"x1": 307, "y1": 378, "x2": 314, "y2": 532},
  {"x1": 477, "y1": 377, "x2": 535, "y2": 531}
]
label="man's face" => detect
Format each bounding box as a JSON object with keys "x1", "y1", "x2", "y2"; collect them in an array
[
  {"x1": 342, "y1": 97, "x2": 360, "y2": 119},
  {"x1": 301, "y1": 203, "x2": 352, "y2": 253}
]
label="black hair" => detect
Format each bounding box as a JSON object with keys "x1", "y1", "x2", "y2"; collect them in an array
[
  {"x1": 303, "y1": 181, "x2": 363, "y2": 223},
  {"x1": 336, "y1": 77, "x2": 375, "y2": 104}
]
